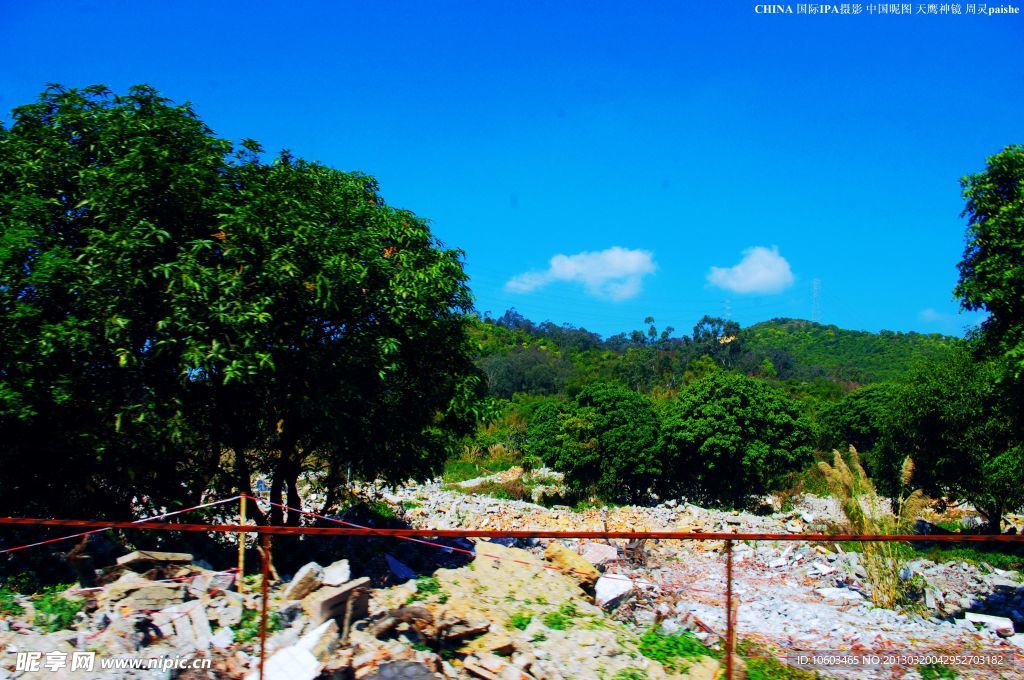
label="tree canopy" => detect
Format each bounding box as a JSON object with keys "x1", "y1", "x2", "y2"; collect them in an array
[
  {"x1": 528, "y1": 382, "x2": 662, "y2": 504},
  {"x1": 0, "y1": 85, "x2": 481, "y2": 521},
  {"x1": 874, "y1": 346, "x2": 1024, "y2": 532},
  {"x1": 955, "y1": 144, "x2": 1024, "y2": 376},
  {"x1": 660, "y1": 372, "x2": 814, "y2": 508}
]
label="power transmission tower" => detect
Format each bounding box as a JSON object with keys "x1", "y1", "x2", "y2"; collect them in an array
[{"x1": 812, "y1": 279, "x2": 822, "y2": 323}]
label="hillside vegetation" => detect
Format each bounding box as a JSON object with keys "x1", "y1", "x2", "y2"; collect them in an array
[{"x1": 741, "y1": 318, "x2": 956, "y2": 383}]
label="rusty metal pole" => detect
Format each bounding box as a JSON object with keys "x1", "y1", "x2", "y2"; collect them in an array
[
  {"x1": 725, "y1": 539, "x2": 734, "y2": 680},
  {"x1": 259, "y1": 533, "x2": 271, "y2": 680},
  {"x1": 237, "y1": 495, "x2": 247, "y2": 594}
]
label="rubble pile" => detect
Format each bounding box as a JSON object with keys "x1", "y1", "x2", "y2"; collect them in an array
[{"x1": 2, "y1": 481, "x2": 1023, "y2": 679}]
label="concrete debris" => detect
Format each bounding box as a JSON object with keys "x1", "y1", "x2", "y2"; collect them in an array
[
  {"x1": 244, "y1": 645, "x2": 322, "y2": 680},
  {"x1": 116, "y1": 550, "x2": 194, "y2": 569},
  {"x1": 543, "y1": 542, "x2": 599, "y2": 588},
  {"x1": 964, "y1": 612, "x2": 1016, "y2": 637},
  {"x1": 323, "y1": 558, "x2": 352, "y2": 586},
  {"x1": 4, "y1": 481, "x2": 1023, "y2": 680},
  {"x1": 579, "y1": 542, "x2": 619, "y2": 567},
  {"x1": 301, "y1": 576, "x2": 371, "y2": 624},
  {"x1": 594, "y1": 574, "x2": 634, "y2": 609},
  {"x1": 283, "y1": 561, "x2": 324, "y2": 600}
]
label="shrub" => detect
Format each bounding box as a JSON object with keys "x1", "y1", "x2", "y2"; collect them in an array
[
  {"x1": 540, "y1": 383, "x2": 662, "y2": 504},
  {"x1": 661, "y1": 372, "x2": 814, "y2": 508},
  {"x1": 32, "y1": 589, "x2": 84, "y2": 632}
]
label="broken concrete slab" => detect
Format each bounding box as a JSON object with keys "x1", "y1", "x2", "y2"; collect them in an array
[
  {"x1": 116, "y1": 550, "x2": 193, "y2": 569},
  {"x1": 464, "y1": 652, "x2": 531, "y2": 680},
  {"x1": 301, "y1": 577, "x2": 370, "y2": 624},
  {"x1": 544, "y1": 542, "x2": 599, "y2": 587},
  {"x1": 579, "y1": 542, "x2": 619, "y2": 567},
  {"x1": 595, "y1": 574, "x2": 634, "y2": 609},
  {"x1": 815, "y1": 587, "x2": 864, "y2": 602},
  {"x1": 964, "y1": 612, "x2": 1015, "y2": 637},
  {"x1": 244, "y1": 645, "x2": 322, "y2": 680},
  {"x1": 296, "y1": 619, "x2": 339, "y2": 661},
  {"x1": 153, "y1": 600, "x2": 213, "y2": 650},
  {"x1": 283, "y1": 562, "x2": 324, "y2": 601},
  {"x1": 322, "y1": 559, "x2": 351, "y2": 586}
]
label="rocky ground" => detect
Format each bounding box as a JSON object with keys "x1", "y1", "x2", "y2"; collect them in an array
[{"x1": 1, "y1": 475, "x2": 1022, "y2": 679}]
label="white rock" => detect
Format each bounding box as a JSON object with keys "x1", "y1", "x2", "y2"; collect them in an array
[
  {"x1": 244, "y1": 646, "x2": 322, "y2": 680},
  {"x1": 815, "y1": 587, "x2": 864, "y2": 602},
  {"x1": 580, "y1": 543, "x2": 619, "y2": 566},
  {"x1": 964, "y1": 612, "x2": 1015, "y2": 637},
  {"x1": 595, "y1": 574, "x2": 634, "y2": 608},
  {"x1": 283, "y1": 562, "x2": 324, "y2": 600},
  {"x1": 296, "y1": 619, "x2": 339, "y2": 661},
  {"x1": 1007, "y1": 634, "x2": 1024, "y2": 649},
  {"x1": 321, "y1": 559, "x2": 351, "y2": 587},
  {"x1": 211, "y1": 627, "x2": 235, "y2": 649}
]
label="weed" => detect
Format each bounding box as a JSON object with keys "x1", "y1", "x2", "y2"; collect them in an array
[
  {"x1": 32, "y1": 588, "x2": 84, "y2": 632},
  {"x1": 415, "y1": 576, "x2": 441, "y2": 595},
  {"x1": 612, "y1": 669, "x2": 647, "y2": 680},
  {"x1": 530, "y1": 632, "x2": 548, "y2": 643},
  {"x1": 919, "y1": 663, "x2": 958, "y2": 679},
  {"x1": 542, "y1": 602, "x2": 578, "y2": 630},
  {"x1": 535, "y1": 595, "x2": 548, "y2": 605},
  {"x1": 0, "y1": 586, "x2": 25, "y2": 616},
  {"x1": 508, "y1": 611, "x2": 533, "y2": 630},
  {"x1": 235, "y1": 608, "x2": 283, "y2": 645},
  {"x1": 637, "y1": 628, "x2": 715, "y2": 672},
  {"x1": 738, "y1": 641, "x2": 817, "y2": 680}
]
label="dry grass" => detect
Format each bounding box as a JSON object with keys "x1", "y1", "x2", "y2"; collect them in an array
[{"x1": 818, "y1": 446, "x2": 926, "y2": 608}]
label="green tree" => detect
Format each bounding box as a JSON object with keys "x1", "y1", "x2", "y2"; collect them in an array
[
  {"x1": 817, "y1": 382, "x2": 902, "y2": 457},
  {"x1": 661, "y1": 372, "x2": 814, "y2": 508},
  {"x1": 539, "y1": 382, "x2": 662, "y2": 504},
  {"x1": 0, "y1": 85, "x2": 481, "y2": 521},
  {"x1": 955, "y1": 145, "x2": 1024, "y2": 375},
  {"x1": 876, "y1": 347, "x2": 1024, "y2": 533}
]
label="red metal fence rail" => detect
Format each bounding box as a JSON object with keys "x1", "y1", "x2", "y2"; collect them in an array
[{"x1": 2, "y1": 511, "x2": 1023, "y2": 679}]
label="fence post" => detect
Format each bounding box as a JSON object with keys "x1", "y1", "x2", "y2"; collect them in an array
[
  {"x1": 725, "y1": 538, "x2": 734, "y2": 680},
  {"x1": 259, "y1": 533, "x2": 271, "y2": 680},
  {"x1": 237, "y1": 496, "x2": 247, "y2": 594}
]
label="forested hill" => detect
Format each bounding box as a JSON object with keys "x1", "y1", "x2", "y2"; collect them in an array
[
  {"x1": 470, "y1": 310, "x2": 959, "y2": 399},
  {"x1": 740, "y1": 318, "x2": 957, "y2": 384}
]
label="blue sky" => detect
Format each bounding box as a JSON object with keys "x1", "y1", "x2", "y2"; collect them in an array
[{"x1": 2, "y1": 1, "x2": 1021, "y2": 337}]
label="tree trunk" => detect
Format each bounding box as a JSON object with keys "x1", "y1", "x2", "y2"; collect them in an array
[
  {"x1": 981, "y1": 503, "x2": 1004, "y2": 535},
  {"x1": 286, "y1": 450, "x2": 302, "y2": 526},
  {"x1": 269, "y1": 456, "x2": 285, "y2": 526}
]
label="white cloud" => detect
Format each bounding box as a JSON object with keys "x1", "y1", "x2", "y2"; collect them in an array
[
  {"x1": 707, "y1": 246, "x2": 794, "y2": 294},
  {"x1": 505, "y1": 246, "x2": 656, "y2": 301}
]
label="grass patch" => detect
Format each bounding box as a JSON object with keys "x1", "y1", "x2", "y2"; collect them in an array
[
  {"x1": 406, "y1": 576, "x2": 447, "y2": 604},
  {"x1": 912, "y1": 545, "x2": 1024, "y2": 572},
  {"x1": 738, "y1": 641, "x2": 818, "y2": 680},
  {"x1": 542, "y1": 602, "x2": 578, "y2": 630},
  {"x1": 637, "y1": 627, "x2": 716, "y2": 673},
  {"x1": 0, "y1": 586, "x2": 25, "y2": 616},
  {"x1": 235, "y1": 608, "x2": 284, "y2": 645},
  {"x1": 32, "y1": 587, "x2": 84, "y2": 632},
  {"x1": 442, "y1": 445, "x2": 520, "y2": 484},
  {"x1": 508, "y1": 611, "x2": 533, "y2": 630},
  {"x1": 612, "y1": 670, "x2": 647, "y2": 680},
  {"x1": 918, "y1": 662, "x2": 958, "y2": 679}
]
